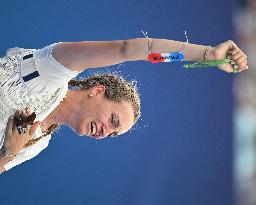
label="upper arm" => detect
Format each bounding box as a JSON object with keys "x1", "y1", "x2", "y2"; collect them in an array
[{"x1": 52, "y1": 40, "x2": 128, "y2": 72}]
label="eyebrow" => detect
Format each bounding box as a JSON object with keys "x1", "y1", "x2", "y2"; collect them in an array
[
  {"x1": 107, "y1": 113, "x2": 122, "y2": 137},
  {"x1": 112, "y1": 113, "x2": 121, "y2": 128}
]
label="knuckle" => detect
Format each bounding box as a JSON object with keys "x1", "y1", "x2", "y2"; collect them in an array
[
  {"x1": 239, "y1": 63, "x2": 246, "y2": 68},
  {"x1": 236, "y1": 59, "x2": 242, "y2": 64}
]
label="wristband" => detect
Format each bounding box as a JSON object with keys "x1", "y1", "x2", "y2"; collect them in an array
[
  {"x1": 0, "y1": 146, "x2": 16, "y2": 160},
  {"x1": 204, "y1": 46, "x2": 211, "y2": 61},
  {"x1": 147, "y1": 39, "x2": 185, "y2": 63},
  {"x1": 148, "y1": 52, "x2": 184, "y2": 63}
]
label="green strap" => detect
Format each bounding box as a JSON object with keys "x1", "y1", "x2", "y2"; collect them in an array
[{"x1": 183, "y1": 59, "x2": 238, "y2": 73}]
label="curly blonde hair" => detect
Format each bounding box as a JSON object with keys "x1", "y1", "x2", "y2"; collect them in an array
[{"x1": 24, "y1": 74, "x2": 140, "y2": 147}]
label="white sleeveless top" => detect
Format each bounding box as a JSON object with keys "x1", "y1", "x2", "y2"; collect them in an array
[{"x1": 0, "y1": 43, "x2": 80, "y2": 171}]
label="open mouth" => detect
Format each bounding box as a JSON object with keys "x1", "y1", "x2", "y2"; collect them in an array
[{"x1": 90, "y1": 121, "x2": 97, "y2": 136}]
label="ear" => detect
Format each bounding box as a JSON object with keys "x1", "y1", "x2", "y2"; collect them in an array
[{"x1": 91, "y1": 85, "x2": 106, "y2": 96}]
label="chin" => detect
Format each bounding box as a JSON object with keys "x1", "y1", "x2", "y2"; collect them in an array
[
  {"x1": 77, "y1": 128, "x2": 86, "y2": 136},
  {"x1": 69, "y1": 125, "x2": 86, "y2": 136}
]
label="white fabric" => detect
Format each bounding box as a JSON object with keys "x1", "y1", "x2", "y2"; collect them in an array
[{"x1": 0, "y1": 43, "x2": 80, "y2": 171}]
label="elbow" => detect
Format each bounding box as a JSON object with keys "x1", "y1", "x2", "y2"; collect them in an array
[
  {"x1": 121, "y1": 39, "x2": 129, "y2": 60},
  {"x1": 121, "y1": 38, "x2": 148, "y2": 61}
]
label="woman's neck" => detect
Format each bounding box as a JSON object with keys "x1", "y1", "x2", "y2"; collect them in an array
[
  {"x1": 39, "y1": 90, "x2": 87, "y2": 133},
  {"x1": 39, "y1": 102, "x2": 64, "y2": 133}
]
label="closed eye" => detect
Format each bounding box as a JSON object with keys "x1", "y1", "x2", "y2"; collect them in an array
[
  {"x1": 108, "y1": 113, "x2": 121, "y2": 137},
  {"x1": 111, "y1": 113, "x2": 120, "y2": 128}
]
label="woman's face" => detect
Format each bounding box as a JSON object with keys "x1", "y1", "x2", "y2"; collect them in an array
[{"x1": 74, "y1": 86, "x2": 134, "y2": 140}]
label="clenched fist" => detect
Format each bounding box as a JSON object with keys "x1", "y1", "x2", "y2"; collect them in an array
[
  {"x1": 3, "y1": 108, "x2": 41, "y2": 156},
  {"x1": 208, "y1": 40, "x2": 248, "y2": 73}
]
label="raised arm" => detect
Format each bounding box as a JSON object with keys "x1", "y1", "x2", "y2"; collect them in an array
[{"x1": 52, "y1": 38, "x2": 248, "y2": 73}]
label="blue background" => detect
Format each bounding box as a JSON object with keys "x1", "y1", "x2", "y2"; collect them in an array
[{"x1": 0, "y1": 0, "x2": 234, "y2": 204}]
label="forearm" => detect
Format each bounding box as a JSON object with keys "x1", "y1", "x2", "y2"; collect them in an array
[{"x1": 124, "y1": 38, "x2": 209, "y2": 62}]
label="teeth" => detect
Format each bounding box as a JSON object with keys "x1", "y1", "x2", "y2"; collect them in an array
[{"x1": 91, "y1": 121, "x2": 97, "y2": 135}]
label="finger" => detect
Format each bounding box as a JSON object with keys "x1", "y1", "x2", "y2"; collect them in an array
[
  {"x1": 238, "y1": 59, "x2": 247, "y2": 68},
  {"x1": 233, "y1": 65, "x2": 239, "y2": 73},
  {"x1": 232, "y1": 51, "x2": 244, "y2": 61},
  {"x1": 16, "y1": 109, "x2": 24, "y2": 119},
  {"x1": 25, "y1": 107, "x2": 32, "y2": 115},
  {"x1": 25, "y1": 107, "x2": 30, "y2": 114},
  {"x1": 19, "y1": 108, "x2": 29, "y2": 118},
  {"x1": 18, "y1": 109, "x2": 21, "y2": 116},
  {"x1": 228, "y1": 48, "x2": 240, "y2": 56},
  {"x1": 238, "y1": 65, "x2": 248, "y2": 72},
  {"x1": 21, "y1": 109, "x2": 27, "y2": 117},
  {"x1": 235, "y1": 49, "x2": 247, "y2": 58},
  {"x1": 13, "y1": 110, "x2": 22, "y2": 134},
  {"x1": 238, "y1": 51, "x2": 247, "y2": 59},
  {"x1": 237, "y1": 61, "x2": 248, "y2": 70},
  {"x1": 235, "y1": 56, "x2": 247, "y2": 65},
  {"x1": 227, "y1": 40, "x2": 239, "y2": 50},
  {"x1": 227, "y1": 55, "x2": 232, "y2": 60},
  {"x1": 29, "y1": 121, "x2": 41, "y2": 136},
  {"x1": 6, "y1": 115, "x2": 15, "y2": 136},
  {"x1": 219, "y1": 63, "x2": 234, "y2": 73}
]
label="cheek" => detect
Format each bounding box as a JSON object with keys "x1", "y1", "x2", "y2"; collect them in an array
[
  {"x1": 88, "y1": 103, "x2": 105, "y2": 117},
  {"x1": 93, "y1": 105, "x2": 111, "y2": 120},
  {"x1": 81, "y1": 100, "x2": 112, "y2": 124}
]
